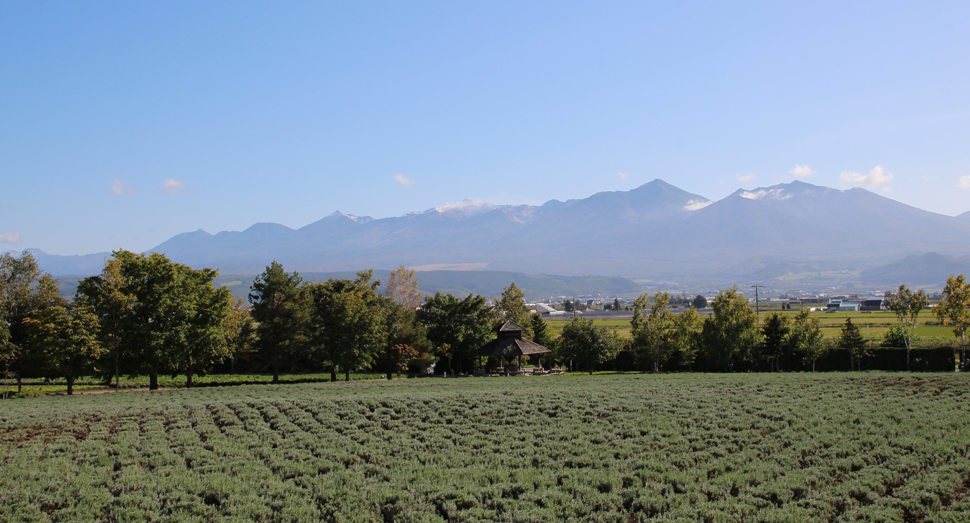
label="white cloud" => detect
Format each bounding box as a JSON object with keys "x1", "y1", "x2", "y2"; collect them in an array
[
  {"x1": 958, "y1": 175, "x2": 970, "y2": 189},
  {"x1": 0, "y1": 231, "x2": 21, "y2": 244},
  {"x1": 789, "y1": 165, "x2": 816, "y2": 179},
  {"x1": 684, "y1": 199, "x2": 712, "y2": 211},
  {"x1": 840, "y1": 165, "x2": 894, "y2": 188},
  {"x1": 616, "y1": 172, "x2": 629, "y2": 181},
  {"x1": 740, "y1": 189, "x2": 792, "y2": 201},
  {"x1": 393, "y1": 174, "x2": 415, "y2": 186},
  {"x1": 737, "y1": 173, "x2": 756, "y2": 183},
  {"x1": 111, "y1": 178, "x2": 135, "y2": 196},
  {"x1": 157, "y1": 178, "x2": 186, "y2": 195}
]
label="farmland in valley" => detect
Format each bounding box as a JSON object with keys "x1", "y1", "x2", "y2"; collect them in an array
[{"x1": 2, "y1": 373, "x2": 968, "y2": 521}]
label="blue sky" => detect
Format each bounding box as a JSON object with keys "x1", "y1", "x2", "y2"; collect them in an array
[{"x1": 2, "y1": 1, "x2": 969, "y2": 255}]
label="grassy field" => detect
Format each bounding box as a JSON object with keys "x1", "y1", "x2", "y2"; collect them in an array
[{"x1": 1, "y1": 373, "x2": 968, "y2": 521}]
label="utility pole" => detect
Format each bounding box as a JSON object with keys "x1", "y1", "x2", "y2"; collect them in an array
[{"x1": 751, "y1": 285, "x2": 763, "y2": 318}]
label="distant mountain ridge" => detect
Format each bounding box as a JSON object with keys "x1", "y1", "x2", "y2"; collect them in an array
[{"x1": 30, "y1": 179, "x2": 970, "y2": 284}]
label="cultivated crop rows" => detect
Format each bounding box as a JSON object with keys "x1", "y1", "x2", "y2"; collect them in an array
[{"x1": 1, "y1": 374, "x2": 968, "y2": 522}]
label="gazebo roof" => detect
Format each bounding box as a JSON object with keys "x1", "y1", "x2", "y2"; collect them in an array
[
  {"x1": 497, "y1": 321, "x2": 527, "y2": 332},
  {"x1": 473, "y1": 337, "x2": 551, "y2": 359}
]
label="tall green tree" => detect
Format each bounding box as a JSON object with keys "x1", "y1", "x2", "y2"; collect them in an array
[
  {"x1": 224, "y1": 298, "x2": 256, "y2": 372},
  {"x1": 96, "y1": 250, "x2": 231, "y2": 390},
  {"x1": 790, "y1": 308, "x2": 826, "y2": 372},
  {"x1": 761, "y1": 312, "x2": 791, "y2": 372},
  {"x1": 0, "y1": 251, "x2": 61, "y2": 392},
  {"x1": 692, "y1": 295, "x2": 708, "y2": 309},
  {"x1": 76, "y1": 258, "x2": 135, "y2": 390},
  {"x1": 310, "y1": 270, "x2": 386, "y2": 382},
  {"x1": 379, "y1": 299, "x2": 432, "y2": 380},
  {"x1": 419, "y1": 293, "x2": 493, "y2": 376},
  {"x1": 934, "y1": 274, "x2": 970, "y2": 370},
  {"x1": 169, "y1": 267, "x2": 233, "y2": 387},
  {"x1": 700, "y1": 287, "x2": 761, "y2": 371},
  {"x1": 495, "y1": 282, "x2": 531, "y2": 334},
  {"x1": 631, "y1": 292, "x2": 674, "y2": 372},
  {"x1": 887, "y1": 284, "x2": 928, "y2": 370},
  {"x1": 556, "y1": 317, "x2": 621, "y2": 374},
  {"x1": 24, "y1": 303, "x2": 103, "y2": 395},
  {"x1": 839, "y1": 318, "x2": 866, "y2": 371},
  {"x1": 672, "y1": 307, "x2": 703, "y2": 370},
  {"x1": 249, "y1": 262, "x2": 311, "y2": 383}
]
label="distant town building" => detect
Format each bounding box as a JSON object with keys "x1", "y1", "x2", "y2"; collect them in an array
[{"x1": 534, "y1": 303, "x2": 557, "y2": 314}]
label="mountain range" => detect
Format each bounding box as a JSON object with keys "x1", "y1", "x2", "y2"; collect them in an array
[{"x1": 30, "y1": 180, "x2": 970, "y2": 287}]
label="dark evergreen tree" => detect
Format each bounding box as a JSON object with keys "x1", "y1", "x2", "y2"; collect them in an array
[
  {"x1": 760, "y1": 312, "x2": 790, "y2": 372},
  {"x1": 839, "y1": 318, "x2": 866, "y2": 371},
  {"x1": 249, "y1": 261, "x2": 311, "y2": 383},
  {"x1": 530, "y1": 313, "x2": 552, "y2": 349}
]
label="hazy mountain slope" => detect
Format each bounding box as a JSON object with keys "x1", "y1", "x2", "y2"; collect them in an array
[
  {"x1": 29, "y1": 250, "x2": 111, "y2": 276},
  {"x1": 209, "y1": 270, "x2": 645, "y2": 303},
  {"x1": 860, "y1": 253, "x2": 970, "y2": 287}
]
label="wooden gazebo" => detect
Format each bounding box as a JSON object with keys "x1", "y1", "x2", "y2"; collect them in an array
[{"x1": 473, "y1": 321, "x2": 551, "y2": 375}]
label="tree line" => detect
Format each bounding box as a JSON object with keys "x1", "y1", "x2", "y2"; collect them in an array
[
  {"x1": 613, "y1": 282, "x2": 966, "y2": 374},
  {"x1": 0, "y1": 251, "x2": 531, "y2": 395},
  {"x1": 3, "y1": 249, "x2": 969, "y2": 397}
]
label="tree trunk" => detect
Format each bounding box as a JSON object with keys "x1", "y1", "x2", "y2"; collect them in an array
[
  {"x1": 115, "y1": 352, "x2": 120, "y2": 392},
  {"x1": 387, "y1": 368, "x2": 393, "y2": 381},
  {"x1": 330, "y1": 368, "x2": 337, "y2": 382},
  {"x1": 186, "y1": 371, "x2": 193, "y2": 388},
  {"x1": 149, "y1": 371, "x2": 158, "y2": 390},
  {"x1": 957, "y1": 334, "x2": 967, "y2": 371},
  {"x1": 16, "y1": 374, "x2": 22, "y2": 393},
  {"x1": 812, "y1": 359, "x2": 816, "y2": 373},
  {"x1": 344, "y1": 369, "x2": 350, "y2": 382},
  {"x1": 272, "y1": 366, "x2": 280, "y2": 384},
  {"x1": 66, "y1": 376, "x2": 74, "y2": 396}
]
